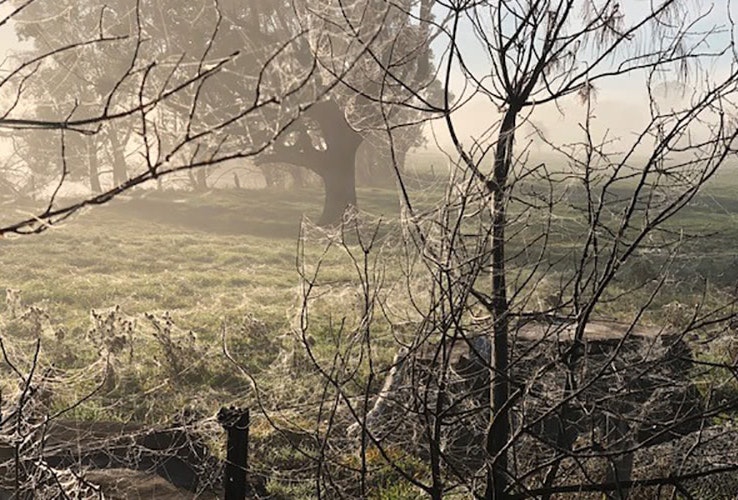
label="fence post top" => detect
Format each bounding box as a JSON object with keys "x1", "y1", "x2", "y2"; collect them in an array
[{"x1": 218, "y1": 406, "x2": 250, "y2": 430}]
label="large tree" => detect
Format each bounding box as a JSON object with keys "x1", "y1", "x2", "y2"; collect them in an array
[
  {"x1": 12, "y1": 0, "x2": 438, "y2": 225},
  {"x1": 150, "y1": 0, "x2": 438, "y2": 224},
  {"x1": 0, "y1": 0, "x2": 339, "y2": 235}
]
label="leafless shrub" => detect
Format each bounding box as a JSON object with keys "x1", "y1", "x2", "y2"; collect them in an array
[{"x1": 146, "y1": 311, "x2": 202, "y2": 381}]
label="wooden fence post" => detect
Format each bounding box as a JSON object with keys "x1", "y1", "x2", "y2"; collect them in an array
[{"x1": 218, "y1": 406, "x2": 250, "y2": 500}]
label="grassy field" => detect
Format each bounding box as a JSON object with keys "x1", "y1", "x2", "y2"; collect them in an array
[
  {"x1": 0, "y1": 178, "x2": 736, "y2": 407},
  {"x1": 0, "y1": 177, "x2": 737, "y2": 496},
  {"x1": 0, "y1": 185, "x2": 455, "y2": 430},
  {"x1": 0, "y1": 185, "x2": 438, "y2": 497}
]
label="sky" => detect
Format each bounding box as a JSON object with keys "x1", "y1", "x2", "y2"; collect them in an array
[
  {"x1": 0, "y1": 2, "x2": 29, "y2": 55},
  {"x1": 429, "y1": 0, "x2": 738, "y2": 156}
]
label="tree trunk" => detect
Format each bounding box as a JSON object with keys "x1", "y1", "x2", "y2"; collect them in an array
[
  {"x1": 195, "y1": 168, "x2": 208, "y2": 191},
  {"x1": 108, "y1": 129, "x2": 128, "y2": 185},
  {"x1": 187, "y1": 168, "x2": 208, "y2": 191},
  {"x1": 87, "y1": 137, "x2": 101, "y2": 193},
  {"x1": 253, "y1": 100, "x2": 363, "y2": 226},
  {"x1": 485, "y1": 108, "x2": 518, "y2": 500},
  {"x1": 260, "y1": 165, "x2": 277, "y2": 188},
  {"x1": 308, "y1": 103, "x2": 362, "y2": 225},
  {"x1": 289, "y1": 166, "x2": 305, "y2": 189},
  {"x1": 318, "y1": 159, "x2": 357, "y2": 226}
]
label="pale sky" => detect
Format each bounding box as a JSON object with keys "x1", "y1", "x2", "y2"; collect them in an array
[{"x1": 432, "y1": 0, "x2": 738, "y2": 156}]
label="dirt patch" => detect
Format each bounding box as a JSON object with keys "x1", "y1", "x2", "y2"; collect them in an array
[
  {"x1": 516, "y1": 318, "x2": 668, "y2": 341},
  {"x1": 82, "y1": 468, "x2": 211, "y2": 499},
  {"x1": 0, "y1": 419, "x2": 221, "y2": 497}
]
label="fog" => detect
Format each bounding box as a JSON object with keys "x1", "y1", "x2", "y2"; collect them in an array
[{"x1": 0, "y1": 1, "x2": 737, "y2": 498}]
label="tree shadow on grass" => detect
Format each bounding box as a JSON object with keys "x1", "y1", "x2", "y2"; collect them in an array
[{"x1": 102, "y1": 190, "x2": 317, "y2": 239}]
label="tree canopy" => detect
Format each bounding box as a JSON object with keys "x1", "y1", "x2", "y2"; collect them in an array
[{"x1": 9, "y1": 0, "x2": 438, "y2": 225}]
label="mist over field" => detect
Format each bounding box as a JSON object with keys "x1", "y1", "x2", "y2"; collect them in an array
[{"x1": 0, "y1": 1, "x2": 737, "y2": 498}]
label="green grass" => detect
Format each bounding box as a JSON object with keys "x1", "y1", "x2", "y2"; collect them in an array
[
  {"x1": 0, "y1": 187, "x2": 418, "y2": 422},
  {"x1": 1, "y1": 179, "x2": 737, "y2": 496},
  {"x1": 1, "y1": 181, "x2": 735, "y2": 403}
]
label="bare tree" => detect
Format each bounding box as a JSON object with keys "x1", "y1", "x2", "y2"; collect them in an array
[
  {"x1": 416, "y1": 1, "x2": 738, "y2": 497},
  {"x1": 233, "y1": 0, "x2": 738, "y2": 498}
]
